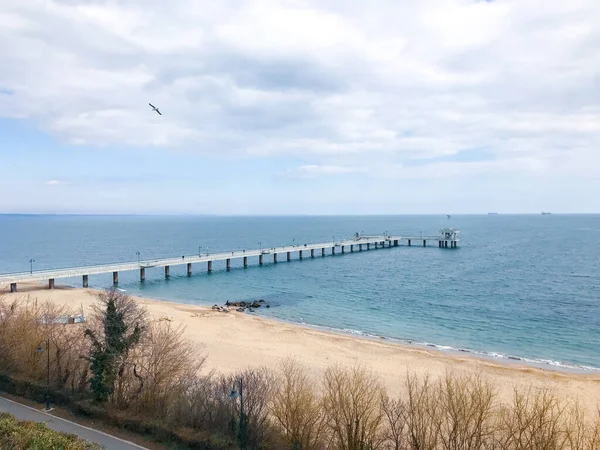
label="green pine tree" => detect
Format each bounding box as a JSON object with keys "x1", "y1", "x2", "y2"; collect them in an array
[{"x1": 84, "y1": 290, "x2": 144, "y2": 402}]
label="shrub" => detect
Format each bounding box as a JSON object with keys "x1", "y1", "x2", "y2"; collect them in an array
[{"x1": 0, "y1": 412, "x2": 103, "y2": 449}]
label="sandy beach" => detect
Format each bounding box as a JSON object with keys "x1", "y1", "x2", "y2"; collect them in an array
[{"x1": 2, "y1": 283, "x2": 600, "y2": 413}]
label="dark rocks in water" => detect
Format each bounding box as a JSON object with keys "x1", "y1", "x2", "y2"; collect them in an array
[
  {"x1": 226, "y1": 299, "x2": 271, "y2": 311},
  {"x1": 236, "y1": 307, "x2": 245, "y2": 312}
]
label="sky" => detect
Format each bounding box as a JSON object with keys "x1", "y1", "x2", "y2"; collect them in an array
[{"x1": 0, "y1": 0, "x2": 599, "y2": 214}]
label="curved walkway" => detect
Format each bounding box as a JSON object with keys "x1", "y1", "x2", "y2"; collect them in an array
[{"x1": 0, "y1": 396, "x2": 147, "y2": 449}]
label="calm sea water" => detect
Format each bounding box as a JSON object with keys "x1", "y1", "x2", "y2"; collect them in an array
[{"x1": 1, "y1": 214, "x2": 599, "y2": 371}]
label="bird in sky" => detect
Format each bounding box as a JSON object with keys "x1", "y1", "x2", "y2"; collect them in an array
[{"x1": 149, "y1": 103, "x2": 162, "y2": 115}]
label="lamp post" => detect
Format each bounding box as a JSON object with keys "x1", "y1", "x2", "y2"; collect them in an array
[
  {"x1": 198, "y1": 245, "x2": 202, "y2": 256},
  {"x1": 292, "y1": 238, "x2": 295, "y2": 247},
  {"x1": 135, "y1": 251, "x2": 140, "y2": 264},
  {"x1": 36, "y1": 338, "x2": 51, "y2": 411},
  {"x1": 229, "y1": 378, "x2": 247, "y2": 449},
  {"x1": 29, "y1": 258, "x2": 35, "y2": 274},
  {"x1": 258, "y1": 241, "x2": 262, "y2": 251}
]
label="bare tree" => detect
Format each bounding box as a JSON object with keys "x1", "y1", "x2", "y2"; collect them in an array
[
  {"x1": 404, "y1": 373, "x2": 439, "y2": 450},
  {"x1": 380, "y1": 394, "x2": 408, "y2": 450},
  {"x1": 496, "y1": 387, "x2": 568, "y2": 450},
  {"x1": 432, "y1": 372, "x2": 497, "y2": 450},
  {"x1": 322, "y1": 365, "x2": 385, "y2": 450},
  {"x1": 271, "y1": 358, "x2": 327, "y2": 450}
]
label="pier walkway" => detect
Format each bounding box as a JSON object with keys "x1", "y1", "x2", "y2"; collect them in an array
[{"x1": 1, "y1": 229, "x2": 460, "y2": 292}]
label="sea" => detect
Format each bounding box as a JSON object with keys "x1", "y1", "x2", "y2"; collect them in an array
[{"x1": 1, "y1": 214, "x2": 599, "y2": 372}]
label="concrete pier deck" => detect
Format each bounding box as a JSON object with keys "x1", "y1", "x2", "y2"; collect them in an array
[{"x1": 0, "y1": 230, "x2": 460, "y2": 291}]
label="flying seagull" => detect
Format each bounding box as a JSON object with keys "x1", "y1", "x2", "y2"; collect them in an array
[{"x1": 149, "y1": 103, "x2": 162, "y2": 115}]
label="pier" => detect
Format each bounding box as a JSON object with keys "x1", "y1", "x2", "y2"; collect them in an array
[{"x1": 0, "y1": 229, "x2": 460, "y2": 292}]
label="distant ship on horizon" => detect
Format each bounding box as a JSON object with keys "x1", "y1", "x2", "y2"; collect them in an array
[
  {"x1": 488, "y1": 212, "x2": 498, "y2": 215},
  {"x1": 541, "y1": 212, "x2": 552, "y2": 215}
]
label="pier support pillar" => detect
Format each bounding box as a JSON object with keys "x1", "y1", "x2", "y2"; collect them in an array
[
  {"x1": 140, "y1": 268, "x2": 145, "y2": 282},
  {"x1": 165, "y1": 266, "x2": 170, "y2": 278},
  {"x1": 187, "y1": 263, "x2": 192, "y2": 277},
  {"x1": 208, "y1": 261, "x2": 213, "y2": 272},
  {"x1": 259, "y1": 255, "x2": 263, "y2": 265},
  {"x1": 322, "y1": 248, "x2": 325, "y2": 257},
  {"x1": 367, "y1": 243, "x2": 370, "y2": 250},
  {"x1": 113, "y1": 271, "x2": 119, "y2": 284},
  {"x1": 49, "y1": 278, "x2": 55, "y2": 289},
  {"x1": 243, "y1": 256, "x2": 248, "y2": 267},
  {"x1": 423, "y1": 240, "x2": 426, "y2": 247},
  {"x1": 375, "y1": 242, "x2": 378, "y2": 249},
  {"x1": 408, "y1": 239, "x2": 411, "y2": 246},
  {"x1": 394, "y1": 240, "x2": 398, "y2": 246},
  {"x1": 445, "y1": 241, "x2": 448, "y2": 248},
  {"x1": 274, "y1": 253, "x2": 278, "y2": 263},
  {"x1": 341, "y1": 246, "x2": 345, "y2": 254},
  {"x1": 82, "y1": 275, "x2": 89, "y2": 288},
  {"x1": 287, "y1": 251, "x2": 291, "y2": 262},
  {"x1": 350, "y1": 245, "x2": 354, "y2": 252},
  {"x1": 10, "y1": 283, "x2": 17, "y2": 293},
  {"x1": 332, "y1": 247, "x2": 336, "y2": 255},
  {"x1": 299, "y1": 250, "x2": 303, "y2": 260},
  {"x1": 359, "y1": 244, "x2": 362, "y2": 251},
  {"x1": 311, "y1": 249, "x2": 314, "y2": 258},
  {"x1": 226, "y1": 258, "x2": 231, "y2": 270}
]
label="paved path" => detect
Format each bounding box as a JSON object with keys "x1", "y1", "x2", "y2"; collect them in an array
[{"x1": 0, "y1": 396, "x2": 148, "y2": 449}]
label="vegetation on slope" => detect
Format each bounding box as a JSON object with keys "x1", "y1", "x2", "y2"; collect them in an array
[{"x1": 1, "y1": 291, "x2": 599, "y2": 449}]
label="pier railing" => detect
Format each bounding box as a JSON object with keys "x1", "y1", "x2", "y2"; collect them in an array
[{"x1": 1, "y1": 231, "x2": 460, "y2": 292}]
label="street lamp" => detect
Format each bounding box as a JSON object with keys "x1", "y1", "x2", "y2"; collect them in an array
[
  {"x1": 292, "y1": 238, "x2": 295, "y2": 247},
  {"x1": 229, "y1": 378, "x2": 247, "y2": 449},
  {"x1": 258, "y1": 241, "x2": 262, "y2": 251},
  {"x1": 29, "y1": 258, "x2": 35, "y2": 274},
  {"x1": 36, "y1": 338, "x2": 51, "y2": 411},
  {"x1": 135, "y1": 251, "x2": 140, "y2": 264},
  {"x1": 198, "y1": 245, "x2": 202, "y2": 256}
]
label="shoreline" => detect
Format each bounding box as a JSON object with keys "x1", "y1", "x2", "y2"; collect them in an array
[
  {"x1": 123, "y1": 285, "x2": 600, "y2": 376},
  {"x1": 2, "y1": 283, "x2": 600, "y2": 412}
]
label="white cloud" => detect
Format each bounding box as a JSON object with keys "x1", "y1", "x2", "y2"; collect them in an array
[
  {"x1": 1, "y1": 0, "x2": 599, "y2": 179},
  {"x1": 45, "y1": 180, "x2": 63, "y2": 186}
]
